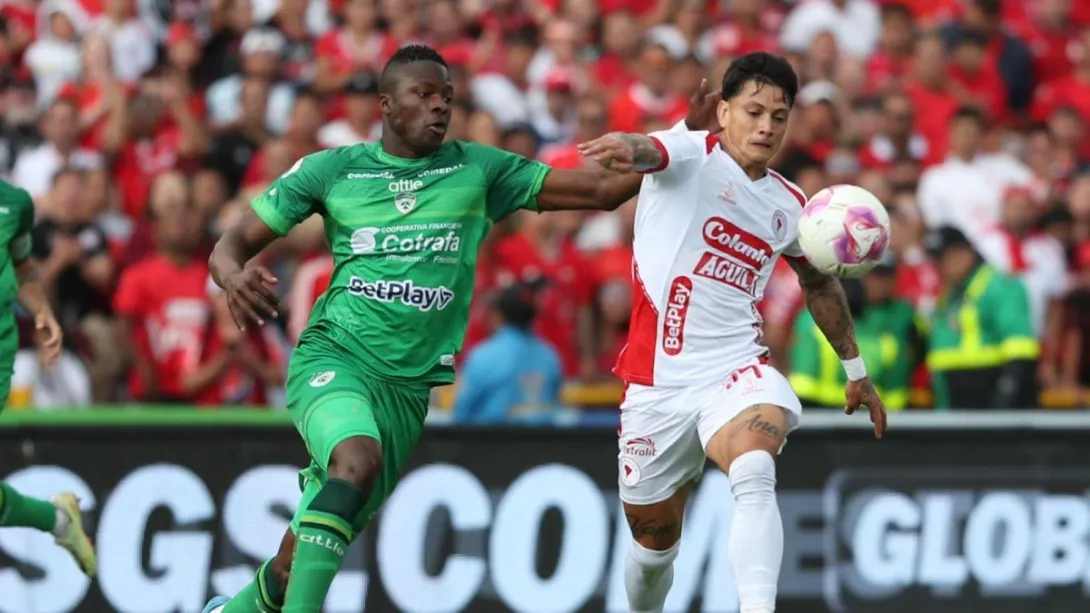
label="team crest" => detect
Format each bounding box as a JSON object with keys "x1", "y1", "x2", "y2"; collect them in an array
[
  {"x1": 394, "y1": 192, "x2": 417, "y2": 214},
  {"x1": 310, "y1": 371, "x2": 336, "y2": 387},
  {"x1": 718, "y1": 183, "x2": 736, "y2": 205},
  {"x1": 772, "y1": 210, "x2": 787, "y2": 241}
]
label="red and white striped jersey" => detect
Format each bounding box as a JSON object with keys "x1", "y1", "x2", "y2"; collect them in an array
[{"x1": 614, "y1": 122, "x2": 807, "y2": 387}]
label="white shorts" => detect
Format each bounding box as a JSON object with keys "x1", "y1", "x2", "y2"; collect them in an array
[{"x1": 617, "y1": 360, "x2": 803, "y2": 506}]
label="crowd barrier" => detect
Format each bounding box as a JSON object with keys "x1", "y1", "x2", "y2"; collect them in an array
[{"x1": 1, "y1": 409, "x2": 1089, "y2": 613}]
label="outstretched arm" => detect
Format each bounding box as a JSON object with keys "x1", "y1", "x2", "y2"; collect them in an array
[
  {"x1": 535, "y1": 168, "x2": 645, "y2": 212},
  {"x1": 788, "y1": 256, "x2": 887, "y2": 437},
  {"x1": 787, "y1": 257, "x2": 859, "y2": 360}
]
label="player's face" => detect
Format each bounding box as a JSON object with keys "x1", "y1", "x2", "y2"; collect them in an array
[
  {"x1": 718, "y1": 79, "x2": 791, "y2": 169},
  {"x1": 381, "y1": 62, "x2": 453, "y2": 154}
]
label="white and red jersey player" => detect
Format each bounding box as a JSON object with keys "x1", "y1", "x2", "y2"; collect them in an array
[{"x1": 613, "y1": 121, "x2": 806, "y2": 505}]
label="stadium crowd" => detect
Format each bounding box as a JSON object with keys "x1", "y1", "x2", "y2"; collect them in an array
[{"x1": 1, "y1": 0, "x2": 1089, "y2": 414}]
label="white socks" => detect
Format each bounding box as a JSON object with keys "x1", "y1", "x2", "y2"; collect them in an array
[
  {"x1": 51, "y1": 507, "x2": 69, "y2": 539},
  {"x1": 624, "y1": 538, "x2": 680, "y2": 613},
  {"x1": 728, "y1": 450, "x2": 782, "y2": 613}
]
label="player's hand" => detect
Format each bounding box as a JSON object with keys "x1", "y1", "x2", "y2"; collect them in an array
[
  {"x1": 685, "y1": 79, "x2": 723, "y2": 134},
  {"x1": 34, "y1": 311, "x2": 63, "y2": 368},
  {"x1": 845, "y1": 377, "x2": 887, "y2": 440},
  {"x1": 577, "y1": 135, "x2": 635, "y2": 172},
  {"x1": 223, "y1": 267, "x2": 280, "y2": 330}
]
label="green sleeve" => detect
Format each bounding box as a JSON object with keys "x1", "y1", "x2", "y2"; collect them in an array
[
  {"x1": 250, "y1": 149, "x2": 340, "y2": 237},
  {"x1": 8, "y1": 187, "x2": 34, "y2": 262},
  {"x1": 464, "y1": 142, "x2": 551, "y2": 222},
  {"x1": 986, "y1": 275, "x2": 1039, "y2": 360}
]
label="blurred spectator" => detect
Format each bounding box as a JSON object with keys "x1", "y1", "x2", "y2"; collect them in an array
[
  {"x1": 0, "y1": 72, "x2": 42, "y2": 178},
  {"x1": 946, "y1": 29, "x2": 1006, "y2": 122},
  {"x1": 91, "y1": 0, "x2": 155, "y2": 85},
  {"x1": 264, "y1": 0, "x2": 320, "y2": 86},
  {"x1": 904, "y1": 33, "x2": 958, "y2": 163},
  {"x1": 917, "y1": 107, "x2": 1037, "y2": 238},
  {"x1": 113, "y1": 173, "x2": 211, "y2": 402},
  {"x1": 779, "y1": 0, "x2": 880, "y2": 58},
  {"x1": 698, "y1": 0, "x2": 781, "y2": 64},
  {"x1": 453, "y1": 282, "x2": 563, "y2": 424},
  {"x1": 318, "y1": 72, "x2": 380, "y2": 148},
  {"x1": 1031, "y1": 25, "x2": 1090, "y2": 125},
  {"x1": 976, "y1": 187, "x2": 1069, "y2": 341},
  {"x1": 941, "y1": 0, "x2": 1034, "y2": 114},
  {"x1": 206, "y1": 77, "x2": 272, "y2": 192},
  {"x1": 23, "y1": 0, "x2": 86, "y2": 108},
  {"x1": 925, "y1": 226, "x2": 1039, "y2": 409},
  {"x1": 470, "y1": 25, "x2": 536, "y2": 128},
  {"x1": 12, "y1": 98, "x2": 103, "y2": 200},
  {"x1": 866, "y1": 3, "x2": 915, "y2": 94},
  {"x1": 199, "y1": 282, "x2": 286, "y2": 406},
  {"x1": 313, "y1": 0, "x2": 397, "y2": 97},
  {"x1": 108, "y1": 69, "x2": 207, "y2": 217},
  {"x1": 494, "y1": 210, "x2": 596, "y2": 378},
  {"x1": 858, "y1": 92, "x2": 928, "y2": 169},
  {"x1": 607, "y1": 39, "x2": 687, "y2": 133},
  {"x1": 8, "y1": 346, "x2": 91, "y2": 409},
  {"x1": 31, "y1": 167, "x2": 117, "y2": 401},
  {"x1": 789, "y1": 256, "x2": 919, "y2": 410},
  {"x1": 207, "y1": 27, "x2": 295, "y2": 135}
]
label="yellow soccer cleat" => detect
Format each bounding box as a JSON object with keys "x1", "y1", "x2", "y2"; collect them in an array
[{"x1": 51, "y1": 493, "x2": 97, "y2": 577}]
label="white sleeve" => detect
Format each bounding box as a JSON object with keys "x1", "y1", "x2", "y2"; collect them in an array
[
  {"x1": 642, "y1": 128, "x2": 709, "y2": 180},
  {"x1": 915, "y1": 170, "x2": 945, "y2": 229}
]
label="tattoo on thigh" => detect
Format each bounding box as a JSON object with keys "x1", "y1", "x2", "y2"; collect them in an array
[
  {"x1": 625, "y1": 514, "x2": 679, "y2": 541},
  {"x1": 733, "y1": 412, "x2": 782, "y2": 441}
]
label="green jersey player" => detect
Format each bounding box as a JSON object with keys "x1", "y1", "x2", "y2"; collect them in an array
[
  {"x1": 0, "y1": 179, "x2": 96, "y2": 577},
  {"x1": 204, "y1": 45, "x2": 649, "y2": 613}
]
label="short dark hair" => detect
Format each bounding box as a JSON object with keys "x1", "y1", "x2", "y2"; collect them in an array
[
  {"x1": 380, "y1": 44, "x2": 449, "y2": 94},
  {"x1": 721, "y1": 52, "x2": 799, "y2": 108},
  {"x1": 952, "y1": 106, "x2": 987, "y2": 126}
]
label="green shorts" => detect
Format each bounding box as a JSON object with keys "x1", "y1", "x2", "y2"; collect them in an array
[{"x1": 285, "y1": 344, "x2": 430, "y2": 535}]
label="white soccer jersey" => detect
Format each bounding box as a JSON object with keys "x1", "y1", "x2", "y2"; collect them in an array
[{"x1": 614, "y1": 122, "x2": 807, "y2": 387}]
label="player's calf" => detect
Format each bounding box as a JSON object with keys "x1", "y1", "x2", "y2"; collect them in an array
[
  {"x1": 621, "y1": 486, "x2": 691, "y2": 613},
  {"x1": 212, "y1": 529, "x2": 294, "y2": 613},
  {"x1": 282, "y1": 436, "x2": 381, "y2": 612},
  {"x1": 705, "y1": 404, "x2": 790, "y2": 613}
]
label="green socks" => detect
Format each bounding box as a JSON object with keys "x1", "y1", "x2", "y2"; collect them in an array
[
  {"x1": 224, "y1": 560, "x2": 286, "y2": 613},
  {"x1": 0, "y1": 481, "x2": 57, "y2": 532},
  {"x1": 283, "y1": 479, "x2": 367, "y2": 613}
]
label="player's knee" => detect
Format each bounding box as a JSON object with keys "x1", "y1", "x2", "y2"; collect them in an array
[
  {"x1": 728, "y1": 450, "x2": 776, "y2": 505},
  {"x1": 328, "y1": 436, "x2": 384, "y2": 493}
]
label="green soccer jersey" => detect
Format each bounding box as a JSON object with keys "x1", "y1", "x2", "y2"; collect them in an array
[
  {"x1": 0, "y1": 180, "x2": 34, "y2": 318},
  {"x1": 251, "y1": 141, "x2": 550, "y2": 385}
]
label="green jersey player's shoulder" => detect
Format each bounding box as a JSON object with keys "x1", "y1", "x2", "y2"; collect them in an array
[{"x1": 0, "y1": 180, "x2": 34, "y2": 221}]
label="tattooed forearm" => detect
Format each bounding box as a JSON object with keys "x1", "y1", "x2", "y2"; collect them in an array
[
  {"x1": 609, "y1": 133, "x2": 665, "y2": 172},
  {"x1": 625, "y1": 514, "x2": 680, "y2": 543},
  {"x1": 789, "y1": 258, "x2": 860, "y2": 360}
]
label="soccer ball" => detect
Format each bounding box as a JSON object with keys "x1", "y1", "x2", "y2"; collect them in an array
[{"x1": 797, "y1": 184, "x2": 891, "y2": 279}]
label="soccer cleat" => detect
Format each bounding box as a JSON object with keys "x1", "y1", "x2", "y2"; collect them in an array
[
  {"x1": 51, "y1": 493, "x2": 97, "y2": 577},
  {"x1": 202, "y1": 596, "x2": 229, "y2": 613}
]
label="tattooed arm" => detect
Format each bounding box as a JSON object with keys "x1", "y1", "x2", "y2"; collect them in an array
[
  {"x1": 787, "y1": 257, "x2": 860, "y2": 360},
  {"x1": 788, "y1": 256, "x2": 888, "y2": 438}
]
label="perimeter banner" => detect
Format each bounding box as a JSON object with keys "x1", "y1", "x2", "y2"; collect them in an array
[{"x1": 1, "y1": 423, "x2": 1089, "y2": 613}]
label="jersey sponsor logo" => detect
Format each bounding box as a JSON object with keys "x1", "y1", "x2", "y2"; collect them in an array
[
  {"x1": 662, "y1": 277, "x2": 692, "y2": 356},
  {"x1": 347, "y1": 276, "x2": 455, "y2": 311},
  {"x1": 347, "y1": 171, "x2": 395, "y2": 179},
  {"x1": 702, "y1": 217, "x2": 773, "y2": 270},
  {"x1": 350, "y1": 227, "x2": 462, "y2": 256},
  {"x1": 693, "y1": 252, "x2": 759, "y2": 297},
  {"x1": 388, "y1": 179, "x2": 424, "y2": 192},
  {"x1": 310, "y1": 371, "x2": 336, "y2": 387},
  {"x1": 418, "y1": 164, "x2": 464, "y2": 177},
  {"x1": 622, "y1": 437, "x2": 656, "y2": 457}
]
